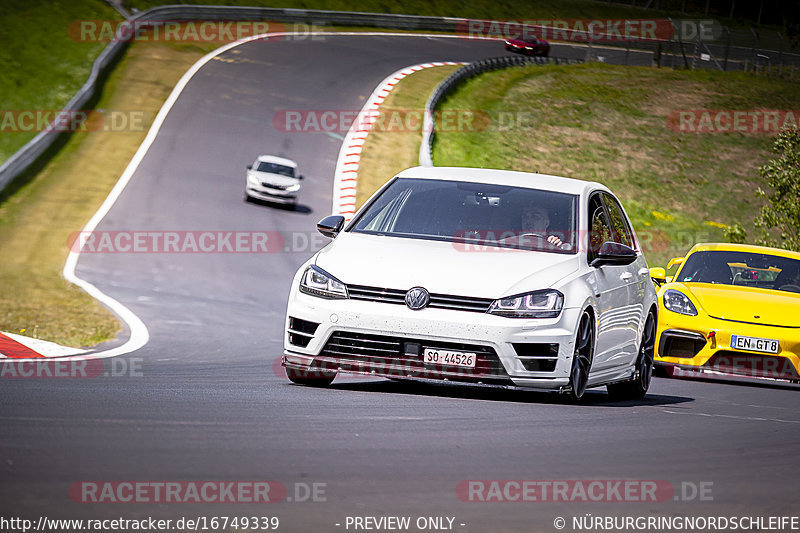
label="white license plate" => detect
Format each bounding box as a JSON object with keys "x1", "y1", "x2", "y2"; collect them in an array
[
  {"x1": 730, "y1": 335, "x2": 780, "y2": 354},
  {"x1": 423, "y1": 348, "x2": 476, "y2": 368}
]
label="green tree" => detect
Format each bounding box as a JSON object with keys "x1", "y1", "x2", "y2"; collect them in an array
[
  {"x1": 724, "y1": 222, "x2": 747, "y2": 244},
  {"x1": 753, "y1": 129, "x2": 800, "y2": 251}
]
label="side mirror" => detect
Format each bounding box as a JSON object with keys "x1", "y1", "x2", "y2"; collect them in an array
[
  {"x1": 590, "y1": 241, "x2": 637, "y2": 268},
  {"x1": 317, "y1": 215, "x2": 345, "y2": 239},
  {"x1": 298, "y1": 175, "x2": 305, "y2": 180},
  {"x1": 649, "y1": 267, "x2": 667, "y2": 286},
  {"x1": 247, "y1": 165, "x2": 252, "y2": 170}
]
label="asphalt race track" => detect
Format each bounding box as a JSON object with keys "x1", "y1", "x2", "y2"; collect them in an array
[{"x1": 2, "y1": 35, "x2": 799, "y2": 532}]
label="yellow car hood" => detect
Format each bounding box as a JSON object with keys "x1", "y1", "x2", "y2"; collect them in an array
[{"x1": 684, "y1": 283, "x2": 800, "y2": 327}]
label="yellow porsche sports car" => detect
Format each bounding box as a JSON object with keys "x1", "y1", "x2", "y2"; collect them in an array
[{"x1": 649, "y1": 243, "x2": 800, "y2": 383}]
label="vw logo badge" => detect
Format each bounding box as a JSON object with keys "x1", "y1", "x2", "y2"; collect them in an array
[{"x1": 405, "y1": 287, "x2": 430, "y2": 310}]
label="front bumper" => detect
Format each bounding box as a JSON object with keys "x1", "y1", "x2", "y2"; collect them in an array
[
  {"x1": 283, "y1": 289, "x2": 583, "y2": 390},
  {"x1": 246, "y1": 185, "x2": 297, "y2": 204},
  {"x1": 654, "y1": 310, "x2": 800, "y2": 382}
]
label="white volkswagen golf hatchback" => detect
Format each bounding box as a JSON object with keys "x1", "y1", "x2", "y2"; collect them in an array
[{"x1": 282, "y1": 167, "x2": 657, "y2": 400}]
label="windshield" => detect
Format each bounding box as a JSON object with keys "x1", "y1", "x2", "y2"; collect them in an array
[
  {"x1": 256, "y1": 161, "x2": 295, "y2": 177},
  {"x1": 350, "y1": 177, "x2": 578, "y2": 254},
  {"x1": 676, "y1": 250, "x2": 800, "y2": 293}
]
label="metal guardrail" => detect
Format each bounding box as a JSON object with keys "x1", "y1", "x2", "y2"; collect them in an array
[
  {"x1": 419, "y1": 55, "x2": 584, "y2": 167},
  {"x1": 0, "y1": 25, "x2": 128, "y2": 195}
]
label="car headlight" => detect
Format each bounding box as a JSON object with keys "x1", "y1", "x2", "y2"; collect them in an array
[
  {"x1": 488, "y1": 289, "x2": 563, "y2": 318},
  {"x1": 299, "y1": 265, "x2": 348, "y2": 299},
  {"x1": 247, "y1": 173, "x2": 260, "y2": 185},
  {"x1": 663, "y1": 289, "x2": 697, "y2": 316}
]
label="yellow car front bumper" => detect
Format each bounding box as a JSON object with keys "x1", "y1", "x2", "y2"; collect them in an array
[{"x1": 654, "y1": 308, "x2": 800, "y2": 382}]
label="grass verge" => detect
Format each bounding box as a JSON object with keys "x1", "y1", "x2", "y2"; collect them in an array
[
  {"x1": 0, "y1": 0, "x2": 122, "y2": 164},
  {"x1": 0, "y1": 37, "x2": 220, "y2": 346},
  {"x1": 430, "y1": 62, "x2": 800, "y2": 266}
]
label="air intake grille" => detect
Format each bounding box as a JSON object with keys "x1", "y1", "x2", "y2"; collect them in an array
[
  {"x1": 513, "y1": 343, "x2": 559, "y2": 372},
  {"x1": 287, "y1": 317, "x2": 320, "y2": 348},
  {"x1": 318, "y1": 331, "x2": 509, "y2": 382},
  {"x1": 262, "y1": 182, "x2": 293, "y2": 190},
  {"x1": 347, "y1": 285, "x2": 493, "y2": 313}
]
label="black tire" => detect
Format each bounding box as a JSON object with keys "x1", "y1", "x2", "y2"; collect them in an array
[
  {"x1": 607, "y1": 312, "x2": 656, "y2": 400},
  {"x1": 285, "y1": 365, "x2": 335, "y2": 387},
  {"x1": 564, "y1": 311, "x2": 594, "y2": 401}
]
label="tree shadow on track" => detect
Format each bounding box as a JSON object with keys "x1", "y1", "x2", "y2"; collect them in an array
[{"x1": 319, "y1": 377, "x2": 693, "y2": 407}]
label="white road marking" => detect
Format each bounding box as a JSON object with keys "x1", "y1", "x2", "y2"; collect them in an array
[
  {"x1": 331, "y1": 60, "x2": 466, "y2": 220},
  {"x1": 660, "y1": 409, "x2": 800, "y2": 425}
]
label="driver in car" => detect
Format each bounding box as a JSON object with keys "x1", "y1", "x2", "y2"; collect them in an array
[{"x1": 521, "y1": 205, "x2": 565, "y2": 248}]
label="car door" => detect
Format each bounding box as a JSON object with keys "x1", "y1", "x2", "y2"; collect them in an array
[
  {"x1": 586, "y1": 193, "x2": 631, "y2": 371},
  {"x1": 601, "y1": 193, "x2": 645, "y2": 367}
]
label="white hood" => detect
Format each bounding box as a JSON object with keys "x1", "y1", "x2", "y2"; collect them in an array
[{"x1": 314, "y1": 232, "x2": 580, "y2": 298}]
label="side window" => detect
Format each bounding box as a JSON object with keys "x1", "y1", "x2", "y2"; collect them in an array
[
  {"x1": 602, "y1": 193, "x2": 635, "y2": 249},
  {"x1": 588, "y1": 194, "x2": 612, "y2": 263}
]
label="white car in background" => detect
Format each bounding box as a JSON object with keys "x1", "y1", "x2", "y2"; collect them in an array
[
  {"x1": 245, "y1": 155, "x2": 303, "y2": 206},
  {"x1": 282, "y1": 166, "x2": 658, "y2": 401}
]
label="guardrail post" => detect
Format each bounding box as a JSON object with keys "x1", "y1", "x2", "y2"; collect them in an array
[
  {"x1": 584, "y1": 31, "x2": 594, "y2": 62},
  {"x1": 722, "y1": 27, "x2": 731, "y2": 71}
]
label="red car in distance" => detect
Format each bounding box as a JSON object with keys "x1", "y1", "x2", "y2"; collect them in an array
[{"x1": 505, "y1": 36, "x2": 550, "y2": 57}]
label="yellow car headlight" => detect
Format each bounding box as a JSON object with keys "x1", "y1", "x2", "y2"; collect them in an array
[{"x1": 663, "y1": 289, "x2": 697, "y2": 316}]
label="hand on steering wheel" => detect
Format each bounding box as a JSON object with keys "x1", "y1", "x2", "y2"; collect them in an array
[
  {"x1": 546, "y1": 235, "x2": 563, "y2": 247},
  {"x1": 518, "y1": 233, "x2": 563, "y2": 248}
]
